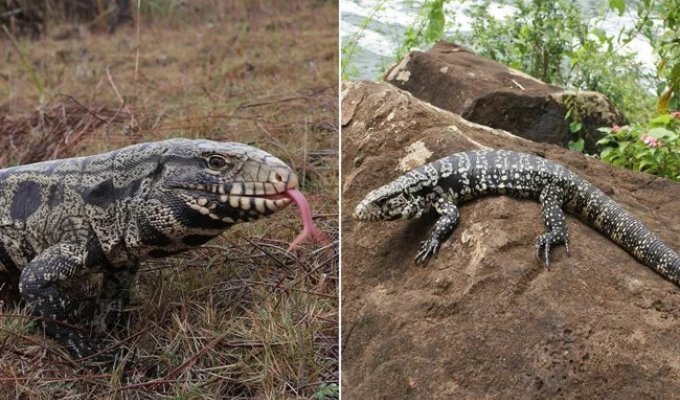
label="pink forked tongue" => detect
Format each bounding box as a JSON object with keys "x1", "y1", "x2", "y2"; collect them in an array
[{"x1": 284, "y1": 188, "x2": 330, "y2": 251}]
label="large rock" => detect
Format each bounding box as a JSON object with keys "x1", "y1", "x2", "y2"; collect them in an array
[
  {"x1": 341, "y1": 81, "x2": 680, "y2": 399},
  {"x1": 384, "y1": 41, "x2": 626, "y2": 153}
]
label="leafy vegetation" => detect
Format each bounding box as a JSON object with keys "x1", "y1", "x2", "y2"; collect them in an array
[
  {"x1": 597, "y1": 113, "x2": 680, "y2": 180},
  {"x1": 596, "y1": 0, "x2": 680, "y2": 181},
  {"x1": 397, "y1": 0, "x2": 447, "y2": 60},
  {"x1": 341, "y1": 0, "x2": 390, "y2": 79},
  {"x1": 630, "y1": 0, "x2": 680, "y2": 114},
  {"x1": 452, "y1": 0, "x2": 656, "y2": 123},
  {"x1": 382, "y1": 0, "x2": 679, "y2": 180}
]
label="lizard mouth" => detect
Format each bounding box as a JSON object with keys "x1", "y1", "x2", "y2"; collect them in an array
[
  {"x1": 213, "y1": 179, "x2": 297, "y2": 213},
  {"x1": 214, "y1": 192, "x2": 293, "y2": 213},
  {"x1": 174, "y1": 174, "x2": 300, "y2": 221},
  {"x1": 175, "y1": 181, "x2": 328, "y2": 249},
  {"x1": 352, "y1": 201, "x2": 376, "y2": 221}
]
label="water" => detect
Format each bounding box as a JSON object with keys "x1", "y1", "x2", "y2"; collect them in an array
[{"x1": 341, "y1": 0, "x2": 656, "y2": 80}]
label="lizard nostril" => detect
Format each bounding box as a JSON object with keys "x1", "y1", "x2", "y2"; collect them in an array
[{"x1": 270, "y1": 169, "x2": 288, "y2": 184}]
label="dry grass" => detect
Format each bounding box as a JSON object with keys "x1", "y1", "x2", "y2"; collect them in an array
[
  {"x1": 0, "y1": 98, "x2": 131, "y2": 165},
  {"x1": 0, "y1": 1, "x2": 338, "y2": 398}
]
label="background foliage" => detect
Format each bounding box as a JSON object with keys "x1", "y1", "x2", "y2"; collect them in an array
[{"x1": 342, "y1": 0, "x2": 680, "y2": 181}]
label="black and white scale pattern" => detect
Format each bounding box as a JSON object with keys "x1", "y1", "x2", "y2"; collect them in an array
[
  {"x1": 354, "y1": 149, "x2": 680, "y2": 287},
  {"x1": 0, "y1": 138, "x2": 298, "y2": 361}
]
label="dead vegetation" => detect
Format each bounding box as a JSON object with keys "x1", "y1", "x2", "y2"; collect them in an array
[
  {"x1": 0, "y1": 97, "x2": 130, "y2": 165},
  {"x1": 0, "y1": 1, "x2": 338, "y2": 398}
]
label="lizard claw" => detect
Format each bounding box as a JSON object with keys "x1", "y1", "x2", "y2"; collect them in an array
[
  {"x1": 53, "y1": 331, "x2": 114, "y2": 364},
  {"x1": 535, "y1": 234, "x2": 552, "y2": 268},
  {"x1": 535, "y1": 232, "x2": 568, "y2": 268},
  {"x1": 415, "y1": 238, "x2": 440, "y2": 264}
]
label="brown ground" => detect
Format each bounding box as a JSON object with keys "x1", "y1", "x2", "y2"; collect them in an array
[
  {"x1": 341, "y1": 81, "x2": 680, "y2": 399},
  {"x1": 0, "y1": 2, "x2": 338, "y2": 399}
]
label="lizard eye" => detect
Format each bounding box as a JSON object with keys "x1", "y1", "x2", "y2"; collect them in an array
[
  {"x1": 375, "y1": 197, "x2": 389, "y2": 207},
  {"x1": 207, "y1": 155, "x2": 229, "y2": 170}
]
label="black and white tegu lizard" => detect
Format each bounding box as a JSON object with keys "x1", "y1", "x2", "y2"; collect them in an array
[
  {"x1": 354, "y1": 149, "x2": 680, "y2": 287},
  {"x1": 0, "y1": 138, "x2": 326, "y2": 361}
]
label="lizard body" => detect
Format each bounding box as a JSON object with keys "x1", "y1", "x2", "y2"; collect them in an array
[
  {"x1": 0, "y1": 138, "x2": 304, "y2": 360},
  {"x1": 354, "y1": 149, "x2": 680, "y2": 286}
]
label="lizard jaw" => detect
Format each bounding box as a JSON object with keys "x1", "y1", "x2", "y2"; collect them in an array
[
  {"x1": 352, "y1": 199, "x2": 384, "y2": 221},
  {"x1": 179, "y1": 169, "x2": 300, "y2": 222}
]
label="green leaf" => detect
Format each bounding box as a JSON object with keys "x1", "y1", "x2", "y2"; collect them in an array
[
  {"x1": 635, "y1": 150, "x2": 652, "y2": 159},
  {"x1": 596, "y1": 137, "x2": 612, "y2": 146},
  {"x1": 609, "y1": 0, "x2": 625, "y2": 15},
  {"x1": 569, "y1": 138, "x2": 585, "y2": 152},
  {"x1": 593, "y1": 28, "x2": 607, "y2": 42},
  {"x1": 657, "y1": 81, "x2": 668, "y2": 97},
  {"x1": 425, "y1": 1, "x2": 445, "y2": 43},
  {"x1": 637, "y1": 160, "x2": 655, "y2": 171},
  {"x1": 670, "y1": 93, "x2": 680, "y2": 111},
  {"x1": 600, "y1": 146, "x2": 615, "y2": 159},
  {"x1": 649, "y1": 114, "x2": 673, "y2": 127},
  {"x1": 569, "y1": 121, "x2": 583, "y2": 133},
  {"x1": 648, "y1": 127, "x2": 677, "y2": 140},
  {"x1": 671, "y1": 62, "x2": 680, "y2": 85},
  {"x1": 596, "y1": 127, "x2": 613, "y2": 133}
]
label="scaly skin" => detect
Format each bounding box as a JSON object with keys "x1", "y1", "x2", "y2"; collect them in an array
[
  {"x1": 354, "y1": 149, "x2": 680, "y2": 287},
  {"x1": 0, "y1": 138, "x2": 299, "y2": 361}
]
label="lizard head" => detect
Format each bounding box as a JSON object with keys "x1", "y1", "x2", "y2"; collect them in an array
[
  {"x1": 353, "y1": 177, "x2": 426, "y2": 222},
  {"x1": 158, "y1": 138, "x2": 297, "y2": 224}
]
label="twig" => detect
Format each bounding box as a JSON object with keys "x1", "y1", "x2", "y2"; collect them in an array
[
  {"x1": 237, "y1": 86, "x2": 333, "y2": 110},
  {"x1": 2, "y1": 25, "x2": 44, "y2": 103},
  {"x1": 511, "y1": 79, "x2": 525, "y2": 91},
  {"x1": 105, "y1": 67, "x2": 137, "y2": 130},
  {"x1": 58, "y1": 95, "x2": 107, "y2": 122},
  {"x1": 134, "y1": 0, "x2": 141, "y2": 86},
  {"x1": 110, "y1": 333, "x2": 228, "y2": 394},
  {"x1": 303, "y1": 118, "x2": 309, "y2": 186},
  {"x1": 244, "y1": 237, "x2": 293, "y2": 271},
  {"x1": 105, "y1": 67, "x2": 126, "y2": 106}
]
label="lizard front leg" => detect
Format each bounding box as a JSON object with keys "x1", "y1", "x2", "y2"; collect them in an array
[
  {"x1": 536, "y1": 185, "x2": 569, "y2": 267},
  {"x1": 415, "y1": 197, "x2": 460, "y2": 264},
  {"x1": 19, "y1": 244, "x2": 110, "y2": 361},
  {"x1": 95, "y1": 269, "x2": 135, "y2": 332}
]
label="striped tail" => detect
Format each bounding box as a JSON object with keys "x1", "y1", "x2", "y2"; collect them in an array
[{"x1": 571, "y1": 181, "x2": 680, "y2": 287}]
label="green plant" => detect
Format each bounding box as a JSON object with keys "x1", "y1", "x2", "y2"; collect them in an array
[
  {"x1": 611, "y1": 0, "x2": 680, "y2": 113},
  {"x1": 655, "y1": 0, "x2": 680, "y2": 113},
  {"x1": 392, "y1": 0, "x2": 659, "y2": 122},
  {"x1": 458, "y1": 0, "x2": 656, "y2": 122},
  {"x1": 597, "y1": 112, "x2": 680, "y2": 180},
  {"x1": 312, "y1": 383, "x2": 339, "y2": 399},
  {"x1": 396, "y1": 0, "x2": 447, "y2": 61},
  {"x1": 563, "y1": 94, "x2": 585, "y2": 152},
  {"x1": 464, "y1": 0, "x2": 586, "y2": 83},
  {"x1": 341, "y1": 0, "x2": 390, "y2": 80}
]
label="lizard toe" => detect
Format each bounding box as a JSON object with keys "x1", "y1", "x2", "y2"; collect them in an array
[
  {"x1": 534, "y1": 234, "x2": 552, "y2": 268},
  {"x1": 535, "y1": 232, "x2": 569, "y2": 268},
  {"x1": 415, "y1": 239, "x2": 440, "y2": 264}
]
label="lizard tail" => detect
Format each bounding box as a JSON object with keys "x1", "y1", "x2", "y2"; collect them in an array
[{"x1": 571, "y1": 181, "x2": 680, "y2": 287}]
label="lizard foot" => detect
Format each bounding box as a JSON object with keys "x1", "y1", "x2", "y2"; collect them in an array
[
  {"x1": 54, "y1": 330, "x2": 121, "y2": 366},
  {"x1": 534, "y1": 232, "x2": 568, "y2": 268},
  {"x1": 92, "y1": 299, "x2": 130, "y2": 332},
  {"x1": 415, "y1": 238, "x2": 441, "y2": 264}
]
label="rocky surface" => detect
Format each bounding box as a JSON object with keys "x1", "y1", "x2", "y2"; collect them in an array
[
  {"x1": 384, "y1": 41, "x2": 626, "y2": 153},
  {"x1": 341, "y1": 80, "x2": 680, "y2": 399}
]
